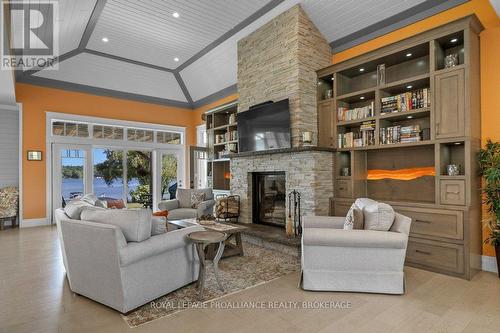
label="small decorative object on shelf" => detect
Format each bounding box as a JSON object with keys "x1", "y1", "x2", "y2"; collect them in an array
[
  {"x1": 287, "y1": 190, "x2": 302, "y2": 237},
  {"x1": 447, "y1": 164, "x2": 461, "y2": 176},
  {"x1": 377, "y1": 64, "x2": 386, "y2": 85},
  {"x1": 341, "y1": 168, "x2": 350, "y2": 177},
  {"x1": 444, "y1": 53, "x2": 459, "y2": 68},
  {"x1": 302, "y1": 131, "x2": 313, "y2": 146},
  {"x1": 215, "y1": 195, "x2": 240, "y2": 222},
  {"x1": 326, "y1": 89, "x2": 333, "y2": 99}
]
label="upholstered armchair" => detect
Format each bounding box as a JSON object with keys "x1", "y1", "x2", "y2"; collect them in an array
[
  {"x1": 158, "y1": 188, "x2": 215, "y2": 220},
  {"x1": 301, "y1": 211, "x2": 412, "y2": 294},
  {"x1": 0, "y1": 186, "x2": 19, "y2": 229}
]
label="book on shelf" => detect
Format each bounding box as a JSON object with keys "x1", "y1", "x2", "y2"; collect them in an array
[
  {"x1": 380, "y1": 124, "x2": 422, "y2": 145},
  {"x1": 380, "y1": 88, "x2": 430, "y2": 114},
  {"x1": 338, "y1": 121, "x2": 375, "y2": 148},
  {"x1": 337, "y1": 101, "x2": 374, "y2": 122}
]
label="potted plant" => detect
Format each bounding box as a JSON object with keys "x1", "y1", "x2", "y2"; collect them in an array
[{"x1": 479, "y1": 139, "x2": 500, "y2": 277}]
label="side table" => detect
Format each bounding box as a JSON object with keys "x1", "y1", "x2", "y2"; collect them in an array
[{"x1": 187, "y1": 230, "x2": 226, "y2": 299}]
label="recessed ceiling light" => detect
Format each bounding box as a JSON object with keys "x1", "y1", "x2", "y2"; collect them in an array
[
  {"x1": 454, "y1": 142, "x2": 462, "y2": 145},
  {"x1": 359, "y1": 68, "x2": 365, "y2": 72},
  {"x1": 406, "y1": 85, "x2": 413, "y2": 89},
  {"x1": 102, "y1": 37, "x2": 109, "y2": 43},
  {"x1": 360, "y1": 96, "x2": 365, "y2": 100},
  {"x1": 450, "y1": 38, "x2": 458, "y2": 43},
  {"x1": 406, "y1": 53, "x2": 412, "y2": 57},
  {"x1": 331, "y1": 77, "x2": 334, "y2": 80},
  {"x1": 172, "y1": 12, "x2": 180, "y2": 18},
  {"x1": 407, "y1": 116, "x2": 413, "y2": 119},
  {"x1": 174, "y1": 57, "x2": 179, "y2": 62}
]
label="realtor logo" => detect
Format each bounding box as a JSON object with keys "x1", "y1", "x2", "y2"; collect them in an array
[{"x1": 1, "y1": 0, "x2": 59, "y2": 70}]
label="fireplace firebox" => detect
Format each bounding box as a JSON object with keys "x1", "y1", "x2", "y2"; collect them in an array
[{"x1": 252, "y1": 172, "x2": 286, "y2": 227}]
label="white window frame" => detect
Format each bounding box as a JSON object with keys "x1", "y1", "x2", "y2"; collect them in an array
[{"x1": 46, "y1": 112, "x2": 186, "y2": 223}]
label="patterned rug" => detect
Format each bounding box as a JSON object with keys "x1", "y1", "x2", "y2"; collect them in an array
[{"x1": 122, "y1": 242, "x2": 300, "y2": 327}]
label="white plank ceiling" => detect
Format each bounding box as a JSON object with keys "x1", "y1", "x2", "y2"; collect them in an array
[
  {"x1": 18, "y1": 0, "x2": 465, "y2": 105},
  {"x1": 35, "y1": 52, "x2": 187, "y2": 101}
]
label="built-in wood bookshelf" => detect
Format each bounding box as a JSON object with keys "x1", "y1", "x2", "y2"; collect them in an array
[
  {"x1": 204, "y1": 101, "x2": 238, "y2": 192},
  {"x1": 317, "y1": 16, "x2": 483, "y2": 280}
]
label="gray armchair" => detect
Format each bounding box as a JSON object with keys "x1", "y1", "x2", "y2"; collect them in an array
[
  {"x1": 158, "y1": 188, "x2": 215, "y2": 220},
  {"x1": 301, "y1": 212, "x2": 411, "y2": 294}
]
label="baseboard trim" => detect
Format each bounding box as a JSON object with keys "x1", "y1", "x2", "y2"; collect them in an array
[
  {"x1": 482, "y1": 255, "x2": 498, "y2": 273},
  {"x1": 21, "y1": 218, "x2": 50, "y2": 228}
]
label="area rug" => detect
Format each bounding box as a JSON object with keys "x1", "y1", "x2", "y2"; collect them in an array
[{"x1": 122, "y1": 242, "x2": 300, "y2": 327}]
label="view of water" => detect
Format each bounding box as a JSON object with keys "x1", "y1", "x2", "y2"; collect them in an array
[{"x1": 62, "y1": 177, "x2": 139, "y2": 200}]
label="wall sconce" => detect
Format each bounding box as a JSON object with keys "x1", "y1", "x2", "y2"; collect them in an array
[{"x1": 27, "y1": 151, "x2": 43, "y2": 161}]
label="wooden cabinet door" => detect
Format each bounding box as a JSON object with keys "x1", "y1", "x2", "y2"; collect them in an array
[
  {"x1": 317, "y1": 101, "x2": 334, "y2": 147},
  {"x1": 435, "y1": 69, "x2": 465, "y2": 139}
]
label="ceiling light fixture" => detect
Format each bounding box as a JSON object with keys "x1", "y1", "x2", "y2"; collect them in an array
[
  {"x1": 102, "y1": 37, "x2": 109, "y2": 43},
  {"x1": 172, "y1": 12, "x2": 180, "y2": 18},
  {"x1": 174, "y1": 57, "x2": 179, "y2": 62},
  {"x1": 450, "y1": 38, "x2": 458, "y2": 43},
  {"x1": 406, "y1": 85, "x2": 413, "y2": 89},
  {"x1": 407, "y1": 116, "x2": 413, "y2": 119},
  {"x1": 454, "y1": 142, "x2": 462, "y2": 145},
  {"x1": 406, "y1": 53, "x2": 412, "y2": 57},
  {"x1": 359, "y1": 68, "x2": 365, "y2": 72}
]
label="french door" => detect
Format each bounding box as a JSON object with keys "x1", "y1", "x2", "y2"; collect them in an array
[
  {"x1": 51, "y1": 144, "x2": 185, "y2": 223},
  {"x1": 52, "y1": 144, "x2": 92, "y2": 217}
]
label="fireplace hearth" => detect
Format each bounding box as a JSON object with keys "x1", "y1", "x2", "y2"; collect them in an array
[{"x1": 252, "y1": 172, "x2": 286, "y2": 227}]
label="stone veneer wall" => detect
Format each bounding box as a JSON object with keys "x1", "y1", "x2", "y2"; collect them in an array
[
  {"x1": 231, "y1": 151, "x2": 334, "y2": 224},
  {"x1": 237, "y1": 5, "x2": 331, "y2": 146}
]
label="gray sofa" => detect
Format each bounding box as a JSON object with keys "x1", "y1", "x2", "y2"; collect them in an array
[
  {"x1": 55, "y1": 208, "x2": 204, "y2": 313},
  {"x1": 158, "y1": 188, "x2": 215, "y2": 220},
  {"x1": 301, "y1": 212, "x2": 411, "y2": 294}
]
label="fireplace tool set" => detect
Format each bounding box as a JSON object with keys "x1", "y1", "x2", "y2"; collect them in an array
[{"x1": 286, "y1": 190, "x2": 302, "y2": 237}]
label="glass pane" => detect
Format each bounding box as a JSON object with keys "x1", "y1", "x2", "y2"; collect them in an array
[
  {"x1": 127, "y1": 151, "x2": 152, "y2": 208},
  {"x1": 161, "y1": 153, "x2": 178, "y2": 200},
  {"x1": 61, "y1": 149, "x2": 85, "y2": 204},
  {"x1": 93, "y1": 149, "x2": 124, "y2": 201}
]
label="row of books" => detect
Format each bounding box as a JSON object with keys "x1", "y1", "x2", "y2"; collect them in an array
[
  {"x1": 381, "y1": 88, "x2": 430, "y2": 114},
  {"x1": 380, "y1": 125, "x2": 422, "y2": 145},
  {"x1": 338, "y1": 121, "x2": 376, "y2": 148},
  {"x1": 337, "y1": 102, "x2": 374, "y2": 122},
  {"x1": 215, "y1": 130, "x2": 238, "y2": 143}
]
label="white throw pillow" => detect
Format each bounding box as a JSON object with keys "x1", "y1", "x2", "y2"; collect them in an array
[
  {"x1": 363, "y1": 203, "x2": 395, "y2": 231},
  {"x1": 354, "y1": 198, "x2": 378, "y2": 210},
  {"x1": 344, "y1": 203, "x2": 364, "y2": 230},
  {"x1": 151, "y1": 216, "x2": 167, "y2": 236},
  {"x1": 63, "y1": 200, "x2": 94, "y2": 220},
  {"x1": 81, "y1": 193, "x2": 99, "y2": 206},
  {"x1": 81, "y1": 208, "x2": 152, "y2": 242}
]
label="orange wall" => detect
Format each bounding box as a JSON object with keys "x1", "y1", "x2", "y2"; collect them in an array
[
  {"x1": 16, "y1": 83, "x2": 199, "y2": 219},
  {"x1": 331, "y1": 0, "x2": 500, "y2": 256}
]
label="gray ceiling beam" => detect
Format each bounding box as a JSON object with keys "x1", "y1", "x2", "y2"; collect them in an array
[
  {"x1": 79, "y1": 0, "x2": 108, "y2": 50},
  {"x1": 329, "y1": 0, "x2": 469, "y2": 53},
  {"x1": 84, "y1": 49, "x2": 174, "y2": 72},
  {"x1": 17, "y1": 75, "x2": 193, "y2": 109},
  {"x1": 192, "y1": 84, "x2": 238, "y2": 109},
  {"x1": 176, "y1": 0, "x2": 286, "y2": 72},
  {"x1": 174, "y1": 72, "x2": 193, "y2": 104}
]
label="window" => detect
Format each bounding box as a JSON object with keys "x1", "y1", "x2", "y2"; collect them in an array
[
  {"x1": 157, "y1": 130, "x2": 181, "y2": 144},
  {"x1": 127, "y1": 128, "x2": 154, "y2": 143},
  {"x1": 52, "y1": 121, "x2": 89, "y2": 137},
  {"x1": 93, "y1": 125, "x2": 124, "y2": 140}
]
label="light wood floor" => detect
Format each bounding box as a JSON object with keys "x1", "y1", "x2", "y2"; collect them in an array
[{"x1": 1, "y1": 226, "x2": 499, "y2": 333}]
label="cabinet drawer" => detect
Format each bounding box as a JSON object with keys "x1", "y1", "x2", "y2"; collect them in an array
[
  {"x1": 394, "y1": 207, "x2": 464, "y2": 240},
  {"x1": 333, "y1": 200, "x2": 353, "y2": 217},
  {"x1": 440, "y1": 180, "x2": 465, "y2": 205},
  {"x1": 335, "y1": 180, "x2": 352, "y2": 198},
  {"x1": 407, "y1": 239, "x2": 464, "y2": 274}
]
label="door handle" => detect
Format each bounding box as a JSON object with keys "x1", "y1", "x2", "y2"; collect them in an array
[
  {"x1": 415, "y1": 219, "x2": 431, "y2": 224},
  {"x1": 415, "y1": 249, "x2": 431, "y2": 255}
]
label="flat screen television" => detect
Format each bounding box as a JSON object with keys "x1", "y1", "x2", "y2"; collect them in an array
[{"x1": 237, "y1": 99, "x2": 291, "y2": 153}]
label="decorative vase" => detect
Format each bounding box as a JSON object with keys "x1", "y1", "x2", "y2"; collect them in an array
[
  {"x1": 496, "y1": 245, "x2": 500, "y2": 279},
  {"x1": 447, "y1": 164, "x2": 461, "y2": 176},
  {"x1": 286, "y1": 215, "x2": 294, "y2": 238}
]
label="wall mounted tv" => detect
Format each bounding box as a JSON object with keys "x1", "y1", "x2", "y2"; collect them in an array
[{"x1": 237, "y1": 99, "x2": 291, "y2": 153}]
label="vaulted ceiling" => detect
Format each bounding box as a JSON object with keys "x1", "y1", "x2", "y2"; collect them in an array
[{"x1": 15, "y1": 0, "x2": 469, "y2": 108}]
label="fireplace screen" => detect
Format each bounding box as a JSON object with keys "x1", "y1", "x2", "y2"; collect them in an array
[{"x1": 252, "y1": 172, "x2": 286, "y2": 227}]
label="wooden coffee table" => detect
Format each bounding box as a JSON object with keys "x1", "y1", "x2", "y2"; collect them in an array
[
  {"x1": 186, "y1": 230, "x2": 226, "y2": 299},
  {"x1": 169, "y1": 219, "x2": 247, "y2": 258}
]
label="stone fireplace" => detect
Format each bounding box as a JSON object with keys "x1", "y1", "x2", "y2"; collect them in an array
[{"x1": 230, "y1": 5, "x2": 334, "y2": 227}]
